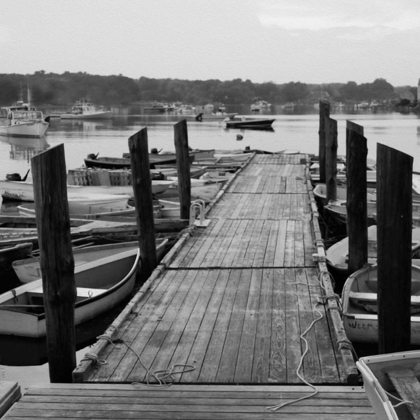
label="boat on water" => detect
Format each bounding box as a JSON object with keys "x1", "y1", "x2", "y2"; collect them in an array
[
  {"x1": 0, "y1": 177, "x2": 174, "y2": 202},
  {"x1": 56, "y1": 100, "x2": 112, "y2": 119},
  {"x1": 0, "y1": 94, "x2": 49, "y2": 139},
  {"x1": 0, "y1": 239, "x2": 165, "y2": 338},
  {"x1": 0, "y1": 242, "x2": 33, "y2": 272},
  {"x1": 143, "y1": 102, "x2": 174, "y2": 112},
  {"x1": 357, "y1": 350, "x2": 420, "y2": 420},
  {"x1": 250, "y1": 100, "x2": 271, "y2": 112},
  {"x1": 341, "y1": 264, "x2": 420, "y2": 345},
  {"x1": 0, "y1": 215, "x2": 139, "y2": 247},
  {"x1": 84, "y1": 152, "x2": 196, "y2": 170},
  {"x1": 223, "y1": 117, "x2": 275, "y2": 130},
  {"x1": 194, "y1": 112, "x2": 238, "y2": 122},
  {"x1": 326, "y1": 225, "x2": 420, "y2": 274}
]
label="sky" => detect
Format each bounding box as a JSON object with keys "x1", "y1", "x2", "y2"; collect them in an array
[{"x1": 1, "y1": 0, "x2": 419, "y2": 87}]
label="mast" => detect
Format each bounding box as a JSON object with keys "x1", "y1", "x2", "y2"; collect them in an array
[{"x1": 27, "y1": 84, "x2": 31, "y2": 107}]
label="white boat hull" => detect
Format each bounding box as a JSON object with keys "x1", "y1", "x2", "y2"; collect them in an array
[
  {"x1": 59, "y1": 111, "x2": 112, "y2": 119},
  {"x1": 0, "y1": 179, "x2": 174, "y2": 202},
  {"x1": 1, "y1": 246, "x2": 140, "y2": 337},
  {"x1": 0, "y1": 121, "x2": 49, "y2": 138}
]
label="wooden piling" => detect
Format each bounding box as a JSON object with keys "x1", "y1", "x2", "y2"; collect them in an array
[
  {"x1": 174, "y1": 119, "x2": 191, "y2": 220},
  {"x1": 318, "y1": 100, "x2": 330, "y2": 183},
  {"x1": 128, "y1": 128, "x2": 157, "y2": 281},
  {"x1": 377, "y1": 144, "x2": 413, "y2": 353},
  {"x1": 325, "y1": 116, "x2": 338, "y2": 203},
  {"x1": 346, "y1": 121, "x2": 368, "y2": 275},
  {"x1": 31, "y1": 144, "x2": 76, "y2": 383}
]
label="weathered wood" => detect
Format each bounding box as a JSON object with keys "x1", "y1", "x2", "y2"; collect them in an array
[
  {"x1": 318, "y1": 100, "x2": 330, "y2": 183},
  {"x1": 0, "y1": 381, "x2": 21, "y2": 417},
  {"x1": 128, "y1": 128, "x2": 157, "y2": 281},
  {"x1": 31, "y1": 144, "x2": 77, "y2": 383},
  {"x1": 387, "y1": 368, "x2": 420, "y2": 420},
  {"x1": 174, "y1": 120, "x2": 191, "y2": 219},
  {"x1": 346, "y1": 122, "x2": 368, "y2": 275},
  {"x1": 325, "y1": 116, "x2": 338, "y2": 203},
  {"x1": 377, "y1": 144, "x2": 413, "y2": 353}
]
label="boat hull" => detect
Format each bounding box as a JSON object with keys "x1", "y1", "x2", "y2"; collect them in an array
[
  {"x1": 1, "y1": 246, "x2": 141, "y2": 337},
  {"x1": 342, "y1": 264, "x2": 420, "y2": 345},
  {"x1": 0, "y1": 121, "x2": 49, "y2": 138},
  {"x1": 0, "y1": 179, "x2": 174, "y2": 202},
  {"x1": 59, "y1": 111, "x2": 112, "y2": 119}
]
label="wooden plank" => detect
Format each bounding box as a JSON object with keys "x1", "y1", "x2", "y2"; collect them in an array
[
  {"x1": 263, "y1": 221, "x2": 279, "y2": 267},
  {"x1": 234, "y1": 270, "x2": 262, "y2": 382},
  {"x1": 273, "y1": 220, "x2": 288, "y2": 267},
  {"x1": 0, "y1": 381, "x2": 21, "y2": 418},
  {"x1": 269, "y1": 268, "x2": 287, "y2": 381},
  {"x1": 215, "y1": 270, "x2": 252, "y2": 382},
  {"x1": 243, "y1": 220, "x2": 264, "y2": 267},
  {"x1": 231, "y1": 220, "x2": 256, "y2": 268},
  {"x1": 198, "y1": 270, "x2": 242, "y2": 382},
  {"x1": 251, "y1": 268, "x2": 274, "y2": 382},
  {"x1": 387, "y1": 368, "x2": 420, "y2": 420},
  {"x1": 284, "y1": 220, "x2": 296, "y2": 267},
  {"x1": 220, "y1": 220, "x2": 249, "y2": 268},
  {"x1": 251, "y1": 220, "x2": 271, "y2": 267}
]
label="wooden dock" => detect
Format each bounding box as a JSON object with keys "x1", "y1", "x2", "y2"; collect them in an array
[{"x1": 3, "y1": 153, "x2": 373, "y2": 419}]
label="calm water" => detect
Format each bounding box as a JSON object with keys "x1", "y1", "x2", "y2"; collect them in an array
[{"x1": 1, "y1": 107, "x2": 420, "y2": 384}]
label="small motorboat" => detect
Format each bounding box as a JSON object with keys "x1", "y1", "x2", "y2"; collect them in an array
[
  {"x1": 56, "y1": 100, "x2": 112, "y2": 119},
  {"x1": 1, "y1": 239, "x2": 168, "y2": 338},
  {"x1": 341, "y1": 264, "x2": 420, "y2": 345},
  {"x1": 223, "y1": 117, "x2": 275, "y2": 130}
]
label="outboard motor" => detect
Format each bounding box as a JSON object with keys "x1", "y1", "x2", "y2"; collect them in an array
[
  {"x1": 87, "y1": 153, "x2": 99, "y2": 160},
  {"x1": 6, "y1": 169, "x2": 30, "y2": 182}
]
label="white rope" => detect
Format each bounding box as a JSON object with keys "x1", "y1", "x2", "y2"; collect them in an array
[{"x1": 266, "y1": 302, "x2": 323, "y2": 411}]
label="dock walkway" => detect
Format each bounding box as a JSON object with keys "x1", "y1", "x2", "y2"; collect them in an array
[
  {"x1": 3, "y1": 153, "x2": 373, "y2": 419},
  {"x1": 72, "y1": 153, "x2": 356, "y2": 385}
]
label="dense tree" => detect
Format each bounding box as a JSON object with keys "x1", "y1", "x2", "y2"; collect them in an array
[{"x1": 0, "y1": 72, "x2": 411, "y2": 107}]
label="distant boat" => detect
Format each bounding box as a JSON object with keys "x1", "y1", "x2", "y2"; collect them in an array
[
  {"x1": 56, "y1": 100, "x2": 112, "y2": 119},
  {"x1": 223, "y1": 117, "x2": 275, "y2": 130},
  {"x1": 250, "y1": 100, "x2": 271, "y2": 111},
  {"x1": 143, "y1": 102, "x2": 173, "y2": 112},
  {"x1": 194, "y1": 112, "x2": 237, "y2": 122},
  {"x1": 0, "y1": 88, "x2": 49, "y2": 138}
]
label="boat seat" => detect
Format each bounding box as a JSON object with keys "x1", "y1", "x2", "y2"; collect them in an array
[
  {"x1": 386, "y1": 368, "x2": 420, "y2": 420},
  {"x1": 349, "y1": 291, "x2": 420, "y2": 307}
]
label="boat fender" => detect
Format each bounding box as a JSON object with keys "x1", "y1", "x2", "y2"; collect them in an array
[{"x1": 195, "y1": 113, "x2": 203, "y2": 122}]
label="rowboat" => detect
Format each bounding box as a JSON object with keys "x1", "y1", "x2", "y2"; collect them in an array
[
  {"x1": 0, "y1": 240, "x2": 165, "y2": 338},
  {"x1": 0, "y1": 178, "x2": 174, "y2": 202},
  {"x1": 85, "y1": 152, "x2": 196, "y2": 169},
  {"x1": 0, "y1": 242, "x2": 33, "y2": 272},
  {"x1": 13, "y1": 238, "x2": 167, "y2": 284},
  {"x1": 313, "y1": 183, "x2": 376, "y2": 207},
  {"x1": 0, "y1": 215, "x2": 138, "y2": 247},
  {"x1": 357, "y1": 350, "x2": 420, "y2": 420},
  {"x1": 17, "y1": 202, "x2": 137, "y2": 218},
  {"x1": 341, "y1": 264, "x2": 420, "y2": 345},
  {"x1": 223, "y1": 117, "x2": 275, "y2": 130},
  {"x1": 151, "y1": 166, "x2": 208, "y2": 179},
  {"x1": 326, "y1": 225, "x2": 420, "y2": 274}
]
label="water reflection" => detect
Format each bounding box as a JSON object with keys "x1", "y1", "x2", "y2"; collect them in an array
[
  {"x1": 58, "y1": 119, "x2": 114, "y2": 132},
  {"x1": 6, "y1": 136, "x2": 50, "y2": 162}
]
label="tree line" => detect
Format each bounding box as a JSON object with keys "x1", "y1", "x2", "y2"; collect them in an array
[{"x1": 0, "y1": 71, "x2": 416, "y2": 107}]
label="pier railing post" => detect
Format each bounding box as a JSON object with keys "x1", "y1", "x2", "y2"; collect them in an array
[
  {"x1": 129, "y1": 128, "x2": 157, "y2": 282},
  {"x1": 31, "y1": 144, "x2": 76, "y2": 383},
  {"x1": 377, "y1": 144, "x2": 412, "y2": 353},
  {"x1": 318, "y1": 100, "x2": 330, "y2": 183},
  {"x1": 325, "y1": 116, "x2": 338, "y2": 203},
  {"x1": 174, "y1": 119, "x2": 191, "y2": 220},
  {"x1": 346, "y1": 121, "x2": 368, "y2": 275}
]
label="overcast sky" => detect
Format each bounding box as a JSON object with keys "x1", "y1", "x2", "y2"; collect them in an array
[{"x1": 1, "y1": 0, "x2": 419, "y2": 87}]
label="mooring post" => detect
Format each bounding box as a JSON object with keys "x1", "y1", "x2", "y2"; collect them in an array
[
  {"x1": 377, "y1": 144, "x2": 412, "y2": 353},
  {"x1": 318, "y1": 100, "x2": 330, "y2": 183},
  {"x1": 325, "y1": 116, "x2": 338, "y2": 203},
  {"x1": 346, "y1": 121, "x2": 368, "y2": 275},
  {"x1": 31, "y1": 144, "x2": 76, "y2": 383},
  {"x1": 129, "y1": 128, "x2": 157, "y2": 281},
  {"x1": 174, "y1": 119, "x2": 191, "y2": 220}
]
